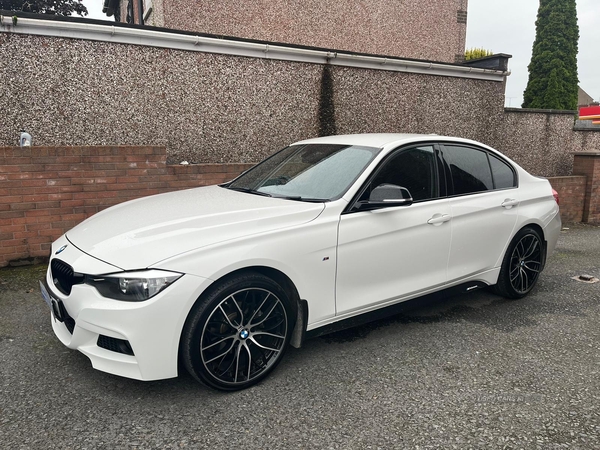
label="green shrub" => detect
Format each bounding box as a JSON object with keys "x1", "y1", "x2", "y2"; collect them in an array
[{"x1": 464, "y1": 48, "x2": 494, "y2": 61}]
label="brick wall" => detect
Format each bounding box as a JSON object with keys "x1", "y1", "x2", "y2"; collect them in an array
[
  {"x1": 0, "y1": 145, "x2": 252, "y2": 267},
  {"x1": 573, "y1": 152, "x2": 600, "y2": 223},
  {"x1": 547, "y1": 176, "x2": 587, "y2": 224},
  {"x1": 2, "y1": 146, "x2": 600, "y2": 267}
]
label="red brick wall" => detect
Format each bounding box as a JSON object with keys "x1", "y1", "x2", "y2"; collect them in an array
[
  {"x1": 548, "y1": 176, "x2": 587, "y2": 224},
  {"x1": 573, "y1": 153, "x2": 600, "y2": 223},
  {"x1": 2, "y1": 146, "x2": 599, "y2": 267},
  {"x1": 0, "y1": 146, "x2": 252, "y2": 267}
]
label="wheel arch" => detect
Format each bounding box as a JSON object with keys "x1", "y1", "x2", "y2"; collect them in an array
[
  {"x1": 492, "y1": 222, "x2": 547, "y2": 299},
  {"x1": 178, "y1": 265, "x2": 309, "y2": 367},
  {"x1": 215, "y1": 266, "x2": 309, "y2": 349},
  {"x1": 517, "y1": 222, "x2": 547, "y2": 268}
]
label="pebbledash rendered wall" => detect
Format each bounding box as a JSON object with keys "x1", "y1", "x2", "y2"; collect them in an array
[
  {"x1": 2, "y1": 28, "x2": 597, "y2": 176},
  {"x1": 0, "y1": 33, "x2": 322, "y2": 165},
  {"x1": 495, "y1": 109, "x2": 600, "y2": 178},
  {"x1": 145, "y1": 0, "x2": 468, "y2": 64},
  {"x1": 0, "y1": 31, "x2": 507, "y2": 165}
]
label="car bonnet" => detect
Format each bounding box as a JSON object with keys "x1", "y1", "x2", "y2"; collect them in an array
[{"x1": 66, "y1": 185, "x2": 325, "y2": 270}]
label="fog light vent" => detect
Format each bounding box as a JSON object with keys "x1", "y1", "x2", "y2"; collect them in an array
[
  {"x1": 64, "y1": 316, "x2": 75, "y2": 334},
  {"x1": 97, "y1": 335, "x2": 135, "y2": 356}
]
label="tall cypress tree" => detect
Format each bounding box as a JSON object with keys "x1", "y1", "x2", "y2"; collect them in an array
[{"x1": 522, "y1": 0, "x2": 579, "y2": 110}]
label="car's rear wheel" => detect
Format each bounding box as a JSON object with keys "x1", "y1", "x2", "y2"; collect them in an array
[
  {"x1": 494, "y1": 227, "x2": 544, "y2": 299},
  {"x1": 181, "y1": 272, "x2": 295, "y2": 391}
]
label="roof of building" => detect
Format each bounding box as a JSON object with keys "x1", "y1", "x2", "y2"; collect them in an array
[{"x1": 579, "y1": 87, "x2": 595, "y2": 107}]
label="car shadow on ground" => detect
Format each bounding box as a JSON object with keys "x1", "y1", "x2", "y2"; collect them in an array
[{"x1": 316, "y1": 275, "x2": 595, "y2": 345}]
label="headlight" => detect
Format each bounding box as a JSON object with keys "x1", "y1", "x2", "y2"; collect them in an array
[{"x1": 86, "y1": 270, "x2": 183, "y2": 301}]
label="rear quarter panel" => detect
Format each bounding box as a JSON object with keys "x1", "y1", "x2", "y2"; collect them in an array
[{"x1": 495, "y1": 171, "x2": 561, "y2": 267}]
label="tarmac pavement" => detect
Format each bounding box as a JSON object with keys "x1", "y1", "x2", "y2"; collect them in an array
[{"x1": 1, "y1": 223, "x2": 599, "y2": 449}]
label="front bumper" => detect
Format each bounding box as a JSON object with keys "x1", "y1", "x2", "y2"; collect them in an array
[{"x1": 44, "y1": 237, "x2": 211, "y2": 381}]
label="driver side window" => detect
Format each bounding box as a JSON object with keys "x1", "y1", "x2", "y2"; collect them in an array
[{"x1": 361, "y1": 145, "x2": 438, "y2": 202}]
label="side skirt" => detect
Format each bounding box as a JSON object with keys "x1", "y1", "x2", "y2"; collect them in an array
[{"x1": 304, "y1": 281, "x2": 488, "y2": 341}]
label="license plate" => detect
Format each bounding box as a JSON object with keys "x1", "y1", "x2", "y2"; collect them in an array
[{"x1": 39, "y1": 280, "x2": 53, "y2": 310}]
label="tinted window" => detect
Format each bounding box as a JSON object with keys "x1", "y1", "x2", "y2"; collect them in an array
[
  {"x1": 489, "y1": 154, "x2": 516, "y2": 189},
  {"x1": 366, "y1": 146, "x2": 437, "y2": 202},
  {"x1": 443, "y1": 145, "x2": 493, "y2": 195}
]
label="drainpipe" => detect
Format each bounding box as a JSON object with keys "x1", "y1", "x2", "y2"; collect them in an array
[{"x1": 137, "y1": 0, "x2": 144, "y2": 25}]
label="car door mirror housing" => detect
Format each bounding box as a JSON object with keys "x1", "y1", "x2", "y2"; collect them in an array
[{"x1": 357, "y1": 184, "x2": 413, "y2": 210}]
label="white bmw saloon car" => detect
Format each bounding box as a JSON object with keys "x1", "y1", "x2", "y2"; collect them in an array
[{"x1": 41, "y1": 134, "x2": 561, "y2": 390}]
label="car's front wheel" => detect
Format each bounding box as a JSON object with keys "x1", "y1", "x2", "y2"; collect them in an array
[
  {"x1": 181, "y1": 272, "x2": 296, "y2": 391},
  {"x1": 494, "y1": 226, "x2": 545, "y2": 299}
]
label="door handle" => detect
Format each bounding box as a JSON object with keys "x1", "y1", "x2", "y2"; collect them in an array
[
  {"x1": 427, "y1": 213, "x2": 451, "y2": 225},
  {"x1": 501, "y1": 198, "x2": 519, "y2": 209}
]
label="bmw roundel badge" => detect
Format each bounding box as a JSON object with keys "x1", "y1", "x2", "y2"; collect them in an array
[{"x1": 55, "y1": 245, "x2": 68, "y2": 255}]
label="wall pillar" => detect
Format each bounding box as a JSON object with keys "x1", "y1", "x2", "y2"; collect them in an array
[{"x1": 573, "y1": 152, "x2": 600, "y2": 223}]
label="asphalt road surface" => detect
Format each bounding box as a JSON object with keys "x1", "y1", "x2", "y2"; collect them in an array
[{"x1": 1, "y1": 224, "x2": 599, "y2": 449}]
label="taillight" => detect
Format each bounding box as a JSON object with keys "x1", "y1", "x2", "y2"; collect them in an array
[{"x1": 552, "y1": 188, "x2": 560, "y2": 205}]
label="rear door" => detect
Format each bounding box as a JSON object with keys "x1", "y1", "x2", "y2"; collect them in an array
[{"x1": 440, "y1": 144, "x2": 519, "y2": 282}]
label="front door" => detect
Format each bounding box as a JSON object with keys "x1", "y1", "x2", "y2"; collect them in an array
[{"x1": 336, "y1": 145, "x2": 451, "y2": 315}]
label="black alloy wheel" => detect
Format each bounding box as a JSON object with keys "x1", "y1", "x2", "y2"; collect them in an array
[
  {"x1": 494, "y1": 226, "x2": 544, "y2": 299},
  {"x1": 181, "y1": 272, "x2": 296, "y2": 391}
]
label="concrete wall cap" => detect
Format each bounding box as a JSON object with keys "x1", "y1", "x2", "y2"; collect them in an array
[{"x1": 504, "y1": 107, "x2": 577, "y2": 115}]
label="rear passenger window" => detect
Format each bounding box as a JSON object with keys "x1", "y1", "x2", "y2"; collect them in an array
[
  {"x1": 443, "y1": 145, "x2": 493, "y2": 195},
  {"x1": 489, "y1": 154, "x2": 516, "y2": 189}
]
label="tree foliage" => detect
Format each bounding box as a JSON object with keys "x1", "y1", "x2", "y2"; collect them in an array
[
  {"x1": 522, "y1": 0, "x2": 578, "y2": 110},
  {"x1": 0, "y1": 0, "x2": 87, "y2": 16}
]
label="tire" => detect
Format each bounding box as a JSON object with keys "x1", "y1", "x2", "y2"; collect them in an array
[
  {"x1": 493, "y1": 226, "x2": 545, "y2": 299},
  {"x1": 181, "y1": 271, "x2": 296, "y2": 391}
]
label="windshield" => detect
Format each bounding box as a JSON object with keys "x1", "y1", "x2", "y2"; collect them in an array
[{"x1": 224, "y1": 144, "x2": 381, "y2": 201}]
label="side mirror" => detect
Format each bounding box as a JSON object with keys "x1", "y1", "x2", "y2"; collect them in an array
[{"x1": 357, "y1": 184, "x2": 413, "y2": 211}]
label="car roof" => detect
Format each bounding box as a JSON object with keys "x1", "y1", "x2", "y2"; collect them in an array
[
  {"x1": 293, "y1": 133, "x2": 473, "y2": 149},
  {"x1": 293, "y1": 133, "x2": 525, "y2": 175}
]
